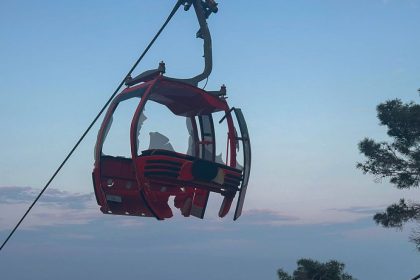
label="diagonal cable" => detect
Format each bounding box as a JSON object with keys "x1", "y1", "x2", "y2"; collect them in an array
[{"x1": 0, "y1": 0, "x2": 183, "y2": 252}]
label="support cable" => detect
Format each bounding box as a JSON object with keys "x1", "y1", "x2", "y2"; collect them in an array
[{"x1": 0, "y1": 0, "x2": 183, "y2": 252}]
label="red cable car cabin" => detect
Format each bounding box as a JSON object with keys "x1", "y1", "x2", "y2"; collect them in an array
[
  {"x1": 92, "y1": 74, "x2": 251, "y2": 220},
  {"x1": 92, "y1": 0, "x2": 250, "y2": 220}
]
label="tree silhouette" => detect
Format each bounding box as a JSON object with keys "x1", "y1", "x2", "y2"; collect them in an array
[
  {"x1": 277, "y1": 258, "x2": 356, "y2": 280},
  {"x1": 357, "y1": 99, "x2": 420, "y2": 251}
]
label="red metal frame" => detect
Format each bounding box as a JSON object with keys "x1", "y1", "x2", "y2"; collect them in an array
[{"x1": 92, "y1": 76, "x2": 247, "y2": 220}]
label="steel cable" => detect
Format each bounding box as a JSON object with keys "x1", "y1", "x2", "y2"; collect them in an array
[{"x1": 0, "y1": 0, "x2": 183, "y2": 252}]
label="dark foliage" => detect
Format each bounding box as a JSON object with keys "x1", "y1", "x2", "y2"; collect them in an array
[
  {"x1": 357, "y1": 100, "x2": 420, "y2": 189},
  {"x1": 277, "y1": 258, "x2": 356, "y2": 280},
  {"x1": 357, "y1": 99, "x2": 420, "y2": 251},
  {"x1": 373, "y1": 199, "x2": 419, "y2": 228}
]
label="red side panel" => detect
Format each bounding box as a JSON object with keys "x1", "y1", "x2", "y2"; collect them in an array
[{"x1": 94, "y1": 156, "x2": 156, "y2": 217}]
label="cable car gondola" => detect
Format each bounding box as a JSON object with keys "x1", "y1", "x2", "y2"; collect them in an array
[{"x1": 92, "y1": 0, "x2": 251, "y2": 220}]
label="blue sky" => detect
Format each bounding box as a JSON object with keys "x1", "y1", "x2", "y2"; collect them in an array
[{"x1": 1, "y1": 0, "x2": 420, "y2": 278}]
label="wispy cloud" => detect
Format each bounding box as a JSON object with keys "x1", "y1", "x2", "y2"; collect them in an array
[
  {"x1": 328, "y1": 205, "x2": 384, "y2": 215},
  {"x1": 0, "y1": 186, "x2": 99, "y2": 230},
  {"x1": 0, "y1": 186, "x2": 389, "y2": 232},
  {"x1": 240, "y1": 208, "x2": 300, "y2": 225},
  {"x1": 0, "y1": 186, "x2": 94, "y2": 208}
]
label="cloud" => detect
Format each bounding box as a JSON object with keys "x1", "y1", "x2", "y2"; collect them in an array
[
  {"x1": 240, "y1": 208, "x2": 300, "y2": 225},
  {"x1": 0, "y1": 186, "x2": 93, "y2": 208},
  {"x1": 0, "y1": 186, "x2": 40, "y2": 203},
  {"x1": 328, "y1": 205, "x2": 384, "y2": 215},
  {"x1": 0, "y1": 186, "x2": 388, "y2": 232},
  {"x1": 239, "y1": 206, "x2": 382, "y2": 226},
  {"x1": 0, "y1": 186, "x2": 100, "y2": 231}
]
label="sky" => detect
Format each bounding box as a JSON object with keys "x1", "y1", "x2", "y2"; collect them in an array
[{"x1": 1, "y1": 0, "x2": 420, "y2": 279}]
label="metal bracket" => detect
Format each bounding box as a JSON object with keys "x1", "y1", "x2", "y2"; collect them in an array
[
  {"x1": 125, "y1": 61, "x2": 166, "y2": 87},
  {"x1": 166, "y1": 0, "x2": 217, "y2": 86},
  {"x1": 208, "y1": 84, "x2": 227, "y2": 99},
  {"x1": 183, "y1": 0, "x2": 218, "y2": 18}
]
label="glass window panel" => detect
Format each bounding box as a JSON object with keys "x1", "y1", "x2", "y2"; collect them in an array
[{"x1": 102, "y1": 97, "x2": 140, "y2": 158}]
